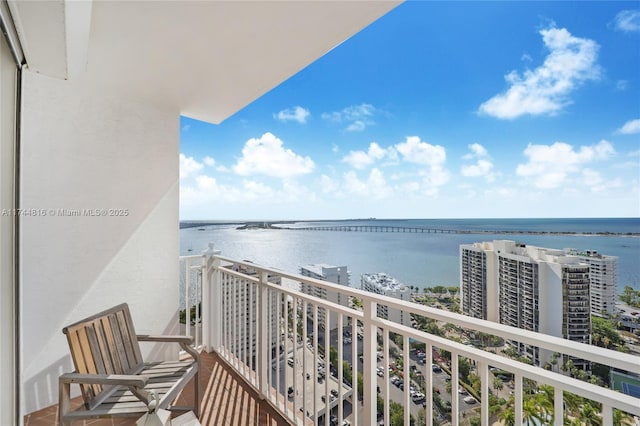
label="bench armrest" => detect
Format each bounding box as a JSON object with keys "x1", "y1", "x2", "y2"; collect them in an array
[
  {"x1": 137, "y1": 335, "x2": 200, "y2": 362},
  {"x1": 137, "y1": 335, "x2": 194, "y2": 344},
  {"x1": 59, "y1": 372, "x2": 148, "y2": 387}
]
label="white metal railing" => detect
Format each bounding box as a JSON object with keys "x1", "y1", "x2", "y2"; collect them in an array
[
  {"x1": 180, "y1": 254, "x2": 205, "y2": 348},
  {"x1": 181, "y1": 247, "x2": 640, "y2": 426}
]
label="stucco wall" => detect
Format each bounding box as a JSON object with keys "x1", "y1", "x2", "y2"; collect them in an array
[{"x1": 20, "y1": 70, "x2": 180, "y2": 413}]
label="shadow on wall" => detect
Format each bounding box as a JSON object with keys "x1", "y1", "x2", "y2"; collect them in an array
[{"x1": 23, "y1": 354, "x2": 74, "y2": 414}]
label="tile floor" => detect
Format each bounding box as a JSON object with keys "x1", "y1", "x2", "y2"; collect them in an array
[{"x1": 23, "y1": 351, "x2": 292, "y2": 426}]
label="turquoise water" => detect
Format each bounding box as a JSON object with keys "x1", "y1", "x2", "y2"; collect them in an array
[{"x1": 180, "y1": 218, "x2": 640, "y2": 293}]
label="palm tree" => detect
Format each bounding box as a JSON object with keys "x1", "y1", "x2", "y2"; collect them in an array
[
  {"x1": 562, "y1": 391, "x2": 582, "y2": 417},
  {"x1": 523, "y1": 397, "x2": 545, "y2": 426},
  {"x1": 613, "y1": 408, "x2": 633, "y2": 426},
  {"x1": 499, "y1": 406, "x2": 515, "y2": 426},
  {"x1": 493, "y1": 376, "x2": 504, "y2": 393},
  {"x1": 580, "y1": 403, "x2": 602, "y2": 426},
  {"x1": 535, "y1": 385, "x2": 555, "y2": 420}
]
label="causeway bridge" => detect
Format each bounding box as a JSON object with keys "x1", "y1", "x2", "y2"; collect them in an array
[
  {"x1": 279, "y1": 225, "x2": 468, "y2": 234},
  {"x1": 274, "y1": 225, "x2": 639, "y2": 236}
]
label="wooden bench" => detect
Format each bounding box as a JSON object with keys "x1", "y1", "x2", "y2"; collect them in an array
[{"x1": 58, "y1": 303, "x2": 200, "y2": 425}]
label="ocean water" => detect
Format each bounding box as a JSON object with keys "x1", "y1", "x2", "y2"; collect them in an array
[{"x1": 180, "y1": 218, "x2": 640, "y2": 293}]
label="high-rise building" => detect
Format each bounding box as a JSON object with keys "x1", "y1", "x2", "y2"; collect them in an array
[
  {"x1": 361, "y1": 272, "x2": 411, "y2": 326},
  {"x1": 460, "y1": 240, "x2": 591, "y2": 367},
  {"x1": 222, "y1": 263, "x2": 280, "y2": 362},
  {"x1": 300, "y1": 264, "x2": 350, "y2": 330},
  {"x1": 565, "y1": 249, "x2": 617, "y2": 318}
]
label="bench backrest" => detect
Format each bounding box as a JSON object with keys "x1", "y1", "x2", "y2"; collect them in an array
[{"x1": 62, "y1": 303, "x2": 144, "y2": 406}]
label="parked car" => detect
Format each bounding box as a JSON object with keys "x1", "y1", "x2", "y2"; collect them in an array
[
  {"x1": 432, "y1": 364, "x2": 442, "y2": 373},
  {"x1": 463, "y1": 395, "x2": 477, "y2": 404}
]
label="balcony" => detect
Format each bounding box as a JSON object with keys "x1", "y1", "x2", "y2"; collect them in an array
[
  {"x1": 178, "y1": 248, "x2": 640, "y2": 425},
  {"x1": 24, "y1": 350, "x2": 291, "y2": 426},
  {"x1": 24, "y1": 249, "x2": 640, "y2": 425}
]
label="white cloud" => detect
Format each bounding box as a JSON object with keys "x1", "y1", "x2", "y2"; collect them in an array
[
  {"x1": 479, "y1": 26, "x2": 600, "y2": 119},
  {"x1": 613, "y1": 10, "x2": 640, "y2": 33},
  {"x1": 179, "y1": 154, "x2": 203, "y2": 179},
  {"x1": 203, "y1": 156, "x2": 216, "y2": 167},
  {"x1": 342, "y1": 142, "x2": 396, "y2": 169},
  {"x1": 516, "y1": 140, "x2": 615, "y2": 189},
  {"x1": 232, "y1": 132, "x2": 315, "y2": 178},
  {"x1": 616, "y1": 119, "x2": 640, "y2": 135},
  {"x1": 461, "y1": 143, "x2": 496, "y2": 182},
  {"x1": 181, "y1": 124, "x2": 191, "y2": 132},
  {"x1": 343, "y1": 168, "x2": 392, "y2": 199},
  {"x1": 419, "y1": 166, "x2": 450, "y2": 196},
  {"x1": 395, "y1": 136, "x2": 446, "y2": 166},
  {"x1": 322, "y1": 103, "x2": 378, "y2": 131},
  {"x1": 462, "y1": 160, "x2": 495, "y2": 180},
  {"x1": 616, "y1": 80, "x2": 629, "y2": 91},
  {"x1": 274, "y1": 106, "x2": 310, "y2": 124},
  {"x1": 346, "y1": 120, "x2": 366, "y2": 132},
  {"x1": 319, "y1": 175, "x2": 340, "y2": 194}
]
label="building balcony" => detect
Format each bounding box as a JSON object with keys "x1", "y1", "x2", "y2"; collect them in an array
[
  {"x1": 24, "y1": 351, "x2": 291, "y2": 426},
  {"x1": 28, "y1": 250, "x2": 640, "y2": 425}
]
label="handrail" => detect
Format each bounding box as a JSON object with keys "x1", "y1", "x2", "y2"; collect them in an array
[
  {"x1": 213, "y1": 255, "x2": 640, "y2": 375},
  {"x1": 180, "y1": 252, "x2": 640, "y2": 426}
]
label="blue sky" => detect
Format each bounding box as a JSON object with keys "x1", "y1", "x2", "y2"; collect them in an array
[{"x1": 180, "y1": 2, "x2": 640, "y2": 220}]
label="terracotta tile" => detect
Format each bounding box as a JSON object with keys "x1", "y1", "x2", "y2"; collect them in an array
[{"x1": 24, "y1": 351, "x2": 292, "y2": 426}]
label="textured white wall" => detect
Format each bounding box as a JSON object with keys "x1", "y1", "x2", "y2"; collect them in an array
[
  {"x1": 20, "y1": 70, "x2": 180, "y2": 413},
  {"x1": 0, "y1": 34, "x2": 17, "y2": 426}
]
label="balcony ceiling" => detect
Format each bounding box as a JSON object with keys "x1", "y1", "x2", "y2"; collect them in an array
[{"x1": 9, "y1": 0, "x2": 401, "y2": 124}]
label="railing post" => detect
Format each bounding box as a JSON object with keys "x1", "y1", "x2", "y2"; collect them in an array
[
  {"x1": 478, "y1": 361, "x2": 489, "y2": 426},
  {"x1": 553, "y1": 385, "x2": 563, "y2": 426},
  {"x1": 202, "y1": 243, "x2": 221, "y2": 352},
  {"x1": 362, "y1": 298, "x2": 377, "y2": 426},
  {"x1": 258, "y1": 270, "x2": 269, "y2": 398}
]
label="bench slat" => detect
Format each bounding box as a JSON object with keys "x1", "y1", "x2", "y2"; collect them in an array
[
  {"x1": 102, "y1": 315, "x2": 124, "y2": 374},
  {"x1": 95, "y1": 318, "x2": 115, "y2": 375},
  {"x1": 115, "y1": 310, "x2": 139, "y2": 370},
  {"x1": 108, "y1": 313, "x2": 132, "y2": 373}
]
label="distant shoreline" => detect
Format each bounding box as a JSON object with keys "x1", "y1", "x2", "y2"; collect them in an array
[{"x1": 180, "y1": 220, "x2": 639, "y2": 237}]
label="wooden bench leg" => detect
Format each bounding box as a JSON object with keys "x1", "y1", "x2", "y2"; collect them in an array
[
  {"x1": 194, "y1": 371, "x2": 200, "y2": 418},
  {"x1": 58, "y1": 379, "x2": 71, "y2": 426}
]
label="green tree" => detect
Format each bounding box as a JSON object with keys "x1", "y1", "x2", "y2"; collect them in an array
[
  {"x1": 343, "y1": 361, "x2": 352, "y2": 385},
  {"x1": 580, "y1": 403, "x2": 602, "y2": 426},
  {"x1": 458, "y1": 357, "x2": 471, "y2": 380},
  {"x1": 562, "y1": 391, "x2": 582, "y2": 417},
  {"x1": 329, "y1": 345, "x2": 338, "y2": 371},
  {"x1": 523, "y1": 397, "x2": 545, "y2": 426},
  {"x1": 351, "y1": 297, "x2": 363, "y2": 309},
  {"x1": 493, "y1": 376, "x2": 504, "y2": 393},
  {"x1": 499, "y1": 406, "x2": 515, "y2": 426},
  {"x1": 592, "y1": 316, "x2": 625, "y2": 349},
  {"x1": 432, "y1": 285, "x2": 447, "y2": 294}
]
